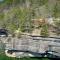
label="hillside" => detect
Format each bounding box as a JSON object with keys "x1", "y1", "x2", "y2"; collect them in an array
[{"x1": 0, "y1": 0, "x2": 60, "y2": 36}]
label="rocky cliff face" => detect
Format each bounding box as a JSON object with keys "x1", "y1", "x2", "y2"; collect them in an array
[{"x1": 3, "y1": 35, "x2": 60, "y2": 58}]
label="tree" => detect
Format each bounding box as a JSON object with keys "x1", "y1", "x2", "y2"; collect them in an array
[
  {"x1": 53, "y1": 1, "x2": 60, "y2": 35},
  {"x1": 53, "y1": 2, "x2": 60, "y2": 18},
  {"x1": 53, "y1": 18, "x2": 60, "y2": 35},
  {"x1": 41, "y1": 24, "x2": 49, "y2": 37},
  {"x1": 4, "y1": 7, "x2": 33, "y2": 33},
  {"x1": 0, "y1": 12, "x2": 5, "y2": 28}
]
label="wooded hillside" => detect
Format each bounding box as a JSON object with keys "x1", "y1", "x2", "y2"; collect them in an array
[{"x1": 0, "y1": 0, "x2": 60, "y2": 36}]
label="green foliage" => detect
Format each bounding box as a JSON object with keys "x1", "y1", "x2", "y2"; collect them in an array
[
  {"x1": 52, "y1": 17, "x2": 60, "y2": 35},
  {"x1": 4, "y1": 7, "x2": 32, "y2": 33},
  {"x1": 0, "y1": 13, "x2": 5, "y2": 28},
  {"x1": 54, "y1": 20, "x2": 60, "y2": 27},
  {"x1": 0, "y1": 0, "x2": 20, "y2": 6},
  {"x1": 53, "y1": 2, "x2": 60, "y2": 18},
  {"x1": 0, "y1": 13, "x2": 4, "y2": 19},
  {"x1": 30, "y1": 0, "x2": 48, "y2": 7},
  {"x1": 41, "y1": 24, "x2": 49, "y2": 37},
  {"x1": 0, "y1": 0, "x2": 59, "y2": 35}
]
